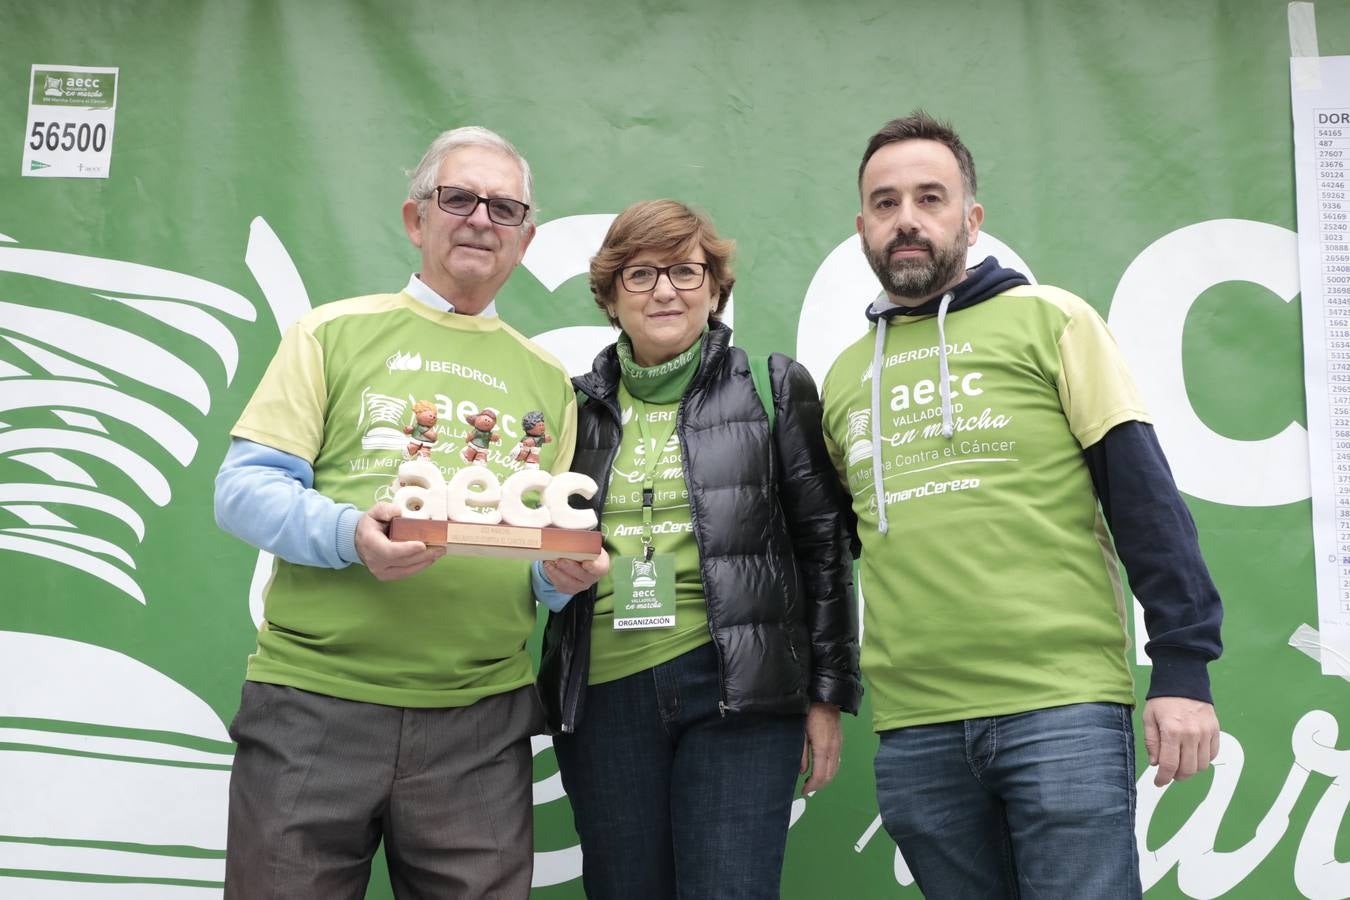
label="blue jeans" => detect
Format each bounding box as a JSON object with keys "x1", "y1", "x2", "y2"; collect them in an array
[
  {"x1": 553, "y1": 642, "x2": 805, "y2": 900},
  {"x1": 874, "y1": 702, "x2": 1140, "y2": 900}
]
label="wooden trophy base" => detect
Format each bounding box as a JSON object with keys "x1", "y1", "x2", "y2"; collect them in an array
[{"x1": 389, "y1": 517, "x2": 602, "y2": 561}]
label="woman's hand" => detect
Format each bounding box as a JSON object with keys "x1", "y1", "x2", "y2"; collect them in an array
[
  {"x1": 541, "y1": 548, "x2": 611, "y2": 595},
  {"x1": 800, "y1": 702, "x2": 843, "y2": 795}
]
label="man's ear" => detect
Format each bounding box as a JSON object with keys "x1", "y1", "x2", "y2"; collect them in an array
[
  {"x1": 965, "y1": 203, "x2": 985, "y2": 246},
  {"x1": 516, "y1": 221, "x2": 537, "y2": 263},
  {"x1": 402, "y1": 199, "x2": 424, "y2": 248}
]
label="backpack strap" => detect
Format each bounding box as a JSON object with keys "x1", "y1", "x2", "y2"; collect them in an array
[{"x1": 749, "y1": 354, "x2": 775, "y2": 433}]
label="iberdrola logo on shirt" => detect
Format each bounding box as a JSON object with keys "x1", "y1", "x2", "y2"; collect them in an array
[
  {"x1": 382, "y1": 348, "x2": 510, "y2": 393},
  {"x1": 386, "y1": 350, "x2": 422, "y2": 372}
]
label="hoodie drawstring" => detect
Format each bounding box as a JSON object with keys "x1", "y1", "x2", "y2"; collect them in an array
[
  {"x1": 868, "y1": 289, "x2": 957, "y2": 536},
  {"x1": 858, "y1": 258, "x2": 1031, "y2": 540},
  {"x1": 936, "y1": 291, "x2": 955, "y2": 439},
  {"x1": 870, "y1": 307, "x2": 890, "y2": 535}
]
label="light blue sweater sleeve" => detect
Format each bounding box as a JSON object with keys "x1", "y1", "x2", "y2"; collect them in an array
[
  {"x1": 531, "y1": 561, "x2": 574, "y2": 612},
  {"x1": 213, "y1": 437, "x2": 364, "y2": 568}
]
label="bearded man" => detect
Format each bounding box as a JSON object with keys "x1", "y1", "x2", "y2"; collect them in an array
[{"x1": 819, "y1": 111, "x2": 1224, "y2": 900}]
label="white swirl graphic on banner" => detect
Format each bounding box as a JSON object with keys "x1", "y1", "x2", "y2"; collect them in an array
[
  {"x1": 0, "y1": 231, "x2": 278, "y2": 605},
  {"x1": 0, "y1": 220, "x2": 303, "y2": 894},
  {"x1": 0, "y1": 631, "x2": 231, "y2": 895}
]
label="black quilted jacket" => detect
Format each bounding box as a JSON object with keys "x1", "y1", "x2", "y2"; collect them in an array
[{"x1": 538, "y1": 322, "x2": 862, "y2": 733}]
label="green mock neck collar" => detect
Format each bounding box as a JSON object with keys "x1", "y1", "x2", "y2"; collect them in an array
[{"x1": 616, "y1": 331, "x2": 704, "y2": 403}]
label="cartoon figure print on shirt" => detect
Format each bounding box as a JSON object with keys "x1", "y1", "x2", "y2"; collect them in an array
[
  {"x1": 511, "y1": 410, "x2": 552, "y2": 469},
  {"x1": 403, "y1": 400, "x2": 439, "y2": 459},
  {"x1": 462, "y1": 406, "x2": 501, "y2": 465}
]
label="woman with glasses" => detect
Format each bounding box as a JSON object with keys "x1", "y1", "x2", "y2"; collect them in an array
[{"x1": 534, "y1": 199, "x2": 861, "y2": 899}]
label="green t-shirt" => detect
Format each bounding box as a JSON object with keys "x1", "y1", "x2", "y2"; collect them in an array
[
  {"x1": 821, "y1": 285, "x2": 1149, "y2": 731},
  {"x1": 232, "y1": 291, "x2": 576, "y2": 708},
  {"x1": 588, "y1": 386, "x2": 709, "y2": 684}
]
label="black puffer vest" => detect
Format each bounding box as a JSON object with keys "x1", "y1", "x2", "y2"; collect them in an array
[{"x1": 538, "y1": 322, "x2": 861, "y2": 733}]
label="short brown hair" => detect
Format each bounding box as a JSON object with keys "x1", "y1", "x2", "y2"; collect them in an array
[
  {"x1": 858, "y1": 111, "x2": 977, "y2": 206},
  {"x1": 589, "y1": 200, "x2": 736, "y2": 326}
]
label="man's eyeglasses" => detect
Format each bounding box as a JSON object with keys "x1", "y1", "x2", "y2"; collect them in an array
[
  {"x1": 619, "y1": 262, "x2": 709, "y2": 293},
  {"x1": 433, "y1": 186, "x2": 530, "y2": 226}
]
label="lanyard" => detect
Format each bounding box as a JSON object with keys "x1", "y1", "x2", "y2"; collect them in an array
[{"x1": 629, "y1": 396, "x2": 680, "y2": 560}]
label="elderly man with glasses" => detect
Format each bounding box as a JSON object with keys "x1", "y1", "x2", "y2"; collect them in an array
[{"x1": 214, "y1": 126, "x2": 606, "y2": 898}]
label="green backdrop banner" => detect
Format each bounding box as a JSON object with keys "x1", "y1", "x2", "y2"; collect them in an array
[{"x1": 2, "y1": 1, "x2": 1347, "y2": 897}]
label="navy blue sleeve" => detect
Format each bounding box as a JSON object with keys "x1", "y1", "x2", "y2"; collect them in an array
[{"x1": 1083, "y1": 421, "x2": 1223, "y2": 703}]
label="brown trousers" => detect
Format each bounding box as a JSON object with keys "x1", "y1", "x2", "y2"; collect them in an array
[{"x1": 224, "y1": 681, "x2": 542, "y2": 899}]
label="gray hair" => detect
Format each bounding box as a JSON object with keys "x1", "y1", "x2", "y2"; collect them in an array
[{"x1": 407, "y1": 126, "x2": 535, "y2": 222}]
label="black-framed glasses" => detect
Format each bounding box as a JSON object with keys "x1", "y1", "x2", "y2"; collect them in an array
[
  {"x1": 619, "y1": 262, "x2": 708, "y2": 292},
  {"x1": 433, "y1": 185, "x2": 530, "y2": 226}
]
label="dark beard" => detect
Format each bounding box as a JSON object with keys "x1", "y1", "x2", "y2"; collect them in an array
[{"x1": 865, "y1": 227, "x2": 968, "y2": 301}]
